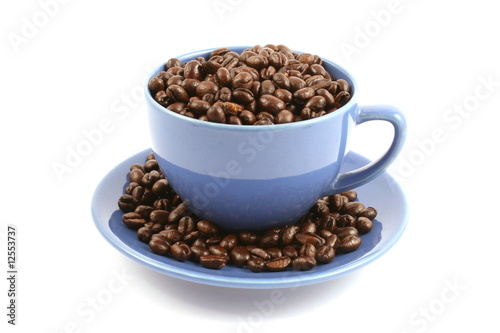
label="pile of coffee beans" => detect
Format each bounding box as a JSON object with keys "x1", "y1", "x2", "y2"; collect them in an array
[
  {"x1": 148, "y1": 44, "x2": 351, "y2": 125},
  {"x1": 117, "y1": 153, "x2": 378, "y2": 272}
]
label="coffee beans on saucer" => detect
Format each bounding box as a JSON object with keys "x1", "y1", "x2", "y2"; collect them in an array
[
  {"x1": 117, "y1": 153, "x2": 378, "y2": 272},
  {"x1": 148, "y1": 44, "x2": 351, "y2": 125}
]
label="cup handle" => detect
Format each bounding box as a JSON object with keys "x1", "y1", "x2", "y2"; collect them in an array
[{"x1": 329, "y1": 105, "x2": 407, "y2": 194}]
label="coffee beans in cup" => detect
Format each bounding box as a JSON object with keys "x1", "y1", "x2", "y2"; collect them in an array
[
  {"x1": 118, "y1": 153, "x2": 378, "y2": 272},
  {"x1": 148, "y1": 44, "x2": 351, "y2": 125}
]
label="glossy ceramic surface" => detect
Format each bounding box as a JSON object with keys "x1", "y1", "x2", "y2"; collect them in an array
[
  {"x1": 146, "y1": 46, "x2": 406, "y2": 230},
  {"x1": 91, "y1": 149, "x2": 408, "y2": 289}
]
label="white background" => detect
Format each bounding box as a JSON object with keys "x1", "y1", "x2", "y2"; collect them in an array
[{"x1": 2, "y1": 0, "x2": 499, "y2": 332}]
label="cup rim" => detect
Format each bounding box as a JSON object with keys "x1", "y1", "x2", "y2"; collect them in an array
[{"x1": 145, "y1": 46, "x2": 358, "y2": 132}]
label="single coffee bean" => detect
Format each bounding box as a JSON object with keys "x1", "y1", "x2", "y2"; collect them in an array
[
  {"x1": 230, "y1": 246, "x2": 251, "y2": 267},
  {"x1": 167, "y1": 85, "x2": 190, "y2": 103},
  {"x1": 190, "y1": 245, "x2": 210, "y2": 262},
  {"x1": 295, "y1": 233, "x2": 325, "y2": 247},
  {"x1": 338, "y1": 235, "x2": 362, "y2": 253},
  {"x1": 137, "y1": 226, "x2": 153, "y2": 243},
  {"x1": 335, "y1": 227, "x2": 359, "y2": 240},
  {"x1": 118, "y1": 194, "x2": 136, "y2": 212},
  {"x1": 141, "y1": 170, "x2": 160, "y2": 187},
  {"x1": 232, "y1": 88, "x2": 254, "y2": 105},
  {"x1": 149, "y1": 239, "x2": 169, "y2": 255},
  {"x1": 293, "y1": 87, "x2": 315, "y2": 104},
  {"x1": 337, "y1": 214, "x2": 357, "y2": 228},
  {"x1": 249, "y1": 247, "x2": 271, "y2": 261},
  {"x1": 275, "y1": 110, "x2": 294, "y2": 124},
  {"x1": 168, "y1": 202, "x2": 189, "y2": 223},
  {"x1": 195, "y1": 81, "x2": 219, "y2": 97},
  {"x1": 197, "y1": 220, "x2": 219, "y2": 237},
  {"x1": 148, "y1": 77, "x2": 165, "y2": 95},
  {"x1": 199, "y1": 255, "x2": 228, "y2": 269},
  {"x1": 222, "y1": 102, "x2": 244, "y2": 116},
  {"x1": 359, "y1": 207, "x2": 378, "y2": 220},
  {"x1": 206, "y1": 105, "x2": 226, "y2": 123},
  {"x1": 170, "y1": 242, "x2": 192, "y2": 261},
  {"x1": 239, "y1": 110, "x2": 257, "y2": 125},
  {"x1": 266, "y1": 256, "x2": 291, "y2": 272},
  {"x1": 129, "y1": 168, "x2": 144, "y2": 184},
  {"x1": 280, "y1": 225, "x2": 299, "y2": 246},
  {"x1": 356, "y1": 216, "x2": 373, "y2": 234},
  {"x1": 258, "y1": 94, "x2": 286, "y2": 116},
  {"x1": 282, "y1": 245, "x2": 298, "y2": 259},
  {"x1": 315, "y1": 246, "x2": 335, "y2": 264},
  {"x1": 161, "y1": 229, "x2": 183, "y2": 243},
  {"x1": 184, "y1": 60, "x2": 203, "y2": 80},
  {"x1": 122, "y1": 212, "x2": 146, "y2": 229},
  {"x1": 134, "y1": 205, "x2": 154, "y2": 220},
  {"x1": 219, "y1": 234, "x2": 238, "y2": 251},
  {"x1": 298, "y1": 243, "x2": 316, "y2": 258},
  {"x1": 292, "y1": 256, "x2": 317, "y2": 271},
  {"x1": 151, "y1": 179, "x2": 169, "y2": 196},
  {"x1": 342, "y1": 202, "x2": 365, "y2": 217},
  {"x1": 238, "y1": 230, "x2": 258, "y2": 245},
  {"x1": 247, "y1": 256, "x2": 266, "y2": 272},
  {"x1": 260, "y1": 80, "x2": 276, "y2": 95}
]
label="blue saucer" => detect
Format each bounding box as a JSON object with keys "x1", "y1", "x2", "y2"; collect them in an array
[{"x1": 91, "y1": 149, "x2": 408, "y2": 289}]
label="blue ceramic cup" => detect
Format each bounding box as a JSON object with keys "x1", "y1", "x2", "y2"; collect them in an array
[{"x1": 146, "y1": 46, "x2": 406, "y2": 231}]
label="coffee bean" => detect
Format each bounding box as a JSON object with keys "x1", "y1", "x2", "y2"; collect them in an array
[
  {"x1": 137, "y1": 227, "x2": 153, "y2": 243},
  {"x1": 184, "y1": 60, "x2": 203, "y2": 80},
  {"x1": 293, "y1": 87, "x2": 315, "y2": 104},
  {"x1": 247, "y1": 256, "x2": 266, "y2": 272},
  {"x1": 239, "y1": 110, "x2": 257, "y2": 125},
  {"x1": 122, "y1": 212, "x2": 146, "y2": 229},
  {"x1": 356, "y1": 217, "x2": 373, "y2": 234},
  {"x1": 276, "y1": 110, "x2": 294, "y2": 124},
  {"x1": 190, "y1": 246, "x2": 210, "y2": 262},
  {"x1": 295, "y1": 233, "x2": 325, "y2": 247},
  {"x1": 118, "y1": 194, "x2": 136, "y2": 213},
  {"x1": 359, "y1": 207, "x2": 378, "y2": 220},
  {"x1": 292, "y1": 256, "x2": 317, "y2": 271},
  {"x1": 266, "y1": 256, "x2": 291, "y2": 272},
  {"x1": 338, "y1": 235, "x2": 362, "y2": 253},
  {"x1": 195, "y1": 81, "x2": 219, "y2": 97},
  {"x1": 200, "y1": 255, "x2": 228, "y2": 269},
  {"x1": 258, "y1": 94, "x2": 286, "y2": 116},
  {"x1": 206, "y1": 105, "x2": 226, "y2": 123},
  {"x1": 149, "y1": 239, "x2": 169, "y2": 255},
  {"x1": 230, "y1": 246, "x2": 250, "y2": 267},
  {"x1": 197, "y1": 220, "x2": 219, "y2": 237},
  {"x1": 170, "y1": 242, "x2": 192, "y2": 261},
  {"x1": 238, "y1": 230, "x2": 258, "y2": 245},
  {"x1": 315, "y1": 246, "x2": 335, "y2": 264}
]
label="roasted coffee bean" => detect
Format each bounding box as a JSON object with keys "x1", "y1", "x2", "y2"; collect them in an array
[
  {"x1": 275, "y1": 110, "x2": 294, "y2": 124},
  {"x1": 311, "y1": 200, "x2": 330, "y2": 216},
  {"x1": 288, "y1": 76, "x2": 306, "y2": 92},
  {"x1": 247, "y1": 256, "x2": 266, "y2": 272},
  {"x1": 238, "y1": 230, "x2": 258, "y2": 245},
  {"x1": 239, "y1": 110, "x2": 257, "y2": 125},
  {"x1": 232, "y1": 88, "x2": 254, "y2": 105},
  {"x1": 230, "y1": 246, "x2": 250, "y2": 267},
  {"x1": 149, "y1": 209, "x2": 169, "y2": 225},
  {"x1": 304, "y1": 95, "x2": 326, "y2": 112},
  {"x1": 151, "y1": 179, "x2": 169, "y2": 196},
  {"x1": 184, "y1": 60, "x2": 203, "y2": 80},
  {"x1": 178, "y1": 216, "x2": 195, "y2": 235},
  {"x1": 219, "y1": 234, "x2": 238, "y2": 251},
  {"x1": 141, "y1": 170, "x2": 160, "y2": 187},
  {"x1": 168, "y1": 202, "x2": 189, "y2": 223},
  {"x1": 200, "y1": 255, "x2": 228, "y2": 269},
  {"x1": 167, "y1": 102, "x2": 186, "y2": 113},
  {"x1": 267, "y1": 248, "x2": 283, "y2": 259},
  {"x1": 282, "y1": 245, "x2": 298, "y2": 259},
  {"x1": 246, "y1": 55, "x2": 268, "y2": 69},
  {"x1": 260, "y1": 80, "x2": 276, "y2": 95},
  {"x1": 195, "y1": 81, "x2": 219, "y2": 97},
  {"x1": 206, "y1": 105, "x2": 226, "y2": 123},
  {"x1": 359, "y1": 207, "x2": 378, "y2": 220},
  {"x1": 137, "y1": 226, "x2": 153, "y2": 243},
  {"x1": 249, "y1": 247, "x2": 271, "y2": 261},
  {"x1": 330, "y1": 194, "x2": 348, "y2": 211},
  {"x1": 209, "y1": 245, "x2": 228, "y2": 257},
  {"x1": 259, "y1": 230, "x2": 280, "y2": 248},
  {"x1": 338, "y1": 235, "x2": 362, "y2": 253},
  {"x1": 197, "y1": 220, "x2": 219, "y2": 237},
  {"x1": 149, "y1": 239, "x2": 169, "y2": 255},
  {"x1": 161, "y1": 229, "x2": 183, "y2": 243},
  {"x1": 190, "y1": 246, "x2": 210, "y2": 262},
  {"x1": 134, "y1": 205, "x2": 154, "y2": 220},
  {"x1": 293, "y1": 87, "x2": 315, "y2": 104},
  {"x1": 295, "y1": 233, "x2": 325, "y2": 247},
  {"x1": 170, "y1": 242, "x2": 192, "y2": 261},
  {"x1": 292, "y1": 256, "x2": 317, "y2": 271},
  {"x1": 273, "y1": 88, "x2": 293, "y2": 104},
  {"x1": 258, "y1": 94, "x2": 286, "y2": 116},
  {"x1": 167, "y1": 85, "x2": 190, "y2": 103},
  {"x1": 298, "y1": 243, "x2": 316, "y2": 258},
  {"x1": 335, "y1": 227, "x2": 359, "y2": 240},
  {"x1": 315, "y1": 246, "x2": 335, "y2": 264},
  {"x1": 118, "y1": 194, "x2": 136, "y2": 212},
  {"x1": 148, "y1": 77, "x2": 165, "y2": 95},
  {"x1": 337, "y1": 214, "x2": 356, "y2": 228},
  {"x1": 129, "y1": 168, "x2": 144, "y2": 184},
  {"x1": 222, "y1": 102, "x2": 244, "y2": 115},
  {"x1": 281, "y1": 225, "x2": 299, "y2": 246},
  {"x1": 342, "y1": 202, "x2": 365, "y2": 216},
  {"x1": 266, "y1": 257, "x2": 291, "y2": 272},
  {"x1": 122, "y1": 212, "x2": 146, "y2": 229},
  {"x1": 356, "y1": 217, "x2": 373, "y2": 234}
]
